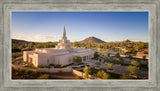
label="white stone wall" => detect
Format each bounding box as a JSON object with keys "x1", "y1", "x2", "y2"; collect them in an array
[
  {"x1": 58, "y1": 55, "x2": 72, "y2": 66},
  {"x1": 32, "y1": 53, "x2": 38, "y2": 67},
  {"x1": 23, "y1": 51, "x2": 27, "y2": 61},
  {"x1": 37, "y1": 53, "x2": 48, "y2": 66}
]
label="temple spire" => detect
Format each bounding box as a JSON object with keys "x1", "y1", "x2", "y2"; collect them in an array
[
  {"x1": 63, "y1": 24, "x2": 66, "y2": 38},
  {"x1": 56, "y1": 25, "x2": 71, "y2": 49}
]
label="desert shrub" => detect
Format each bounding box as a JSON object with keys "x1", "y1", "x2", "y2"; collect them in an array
[
  {"x1": 107, "y1": 53, "x2": 110, "y2": 57},
  {"x1": 25, "y1": 62, "x2": 34, "y2": 68},
  {"x1": 35, "y1": 70, "x2": 41, "y2": 76},
  {"x1": 54, "y1": 65, "x2": 61, "y2": 68},
  {"x1": 38, "y1": 74, "x2": 49, "y2": 79},
  {"x1": 107, "y1": 63, "x2": 113, "y2": 70},
  {"x1": 46, "y1": 65, "x2": 51, "y2": 68},
  {"x1": 96, "y1": 62, "x2": 100, "y2": 65},
  {"x1": 59, "y1": 68, "x2": 63, "y2": 73},
  {"x1": 49, "y1": 64, "x2": 54, "y2": 66},
  {"x1": 73, "y1": 56, "x2": 82, "y2": 64},
  {"x1": 129, "y1": 55, "x2": 133, "y2": 59},
  {"x1": 83, "y1": 66, "x2": 91, "y2": 79},
  {"x1": 97, "y1": 70, "x2": 105, "y2": 78},
  {"x1": 93, "y1": 52, "x2": 99, "y2": 59},
  {"x1": 116, "y1": 53, "x2": 120, "y2": 57},
  {"x1": 127, "y1": 66, "x2": 139, "y2": 75},
  {"x1": 38, "y1": 64, "x2": 43, "y2": 68},
  {"x1": 120, "y1": 74, "x2": 132, "y2": 79},
  {"x1": 26, "y1": 69, "x2": 33, "y2": 75},
  {"x1": 90, "y1": 68, "x2": 99, "y2": 75},
  {"x1": 131, "y1": 60, "x2": 140, "y2": 67},
  {"x1": 97, "y1": 70, "x2": 110, "y2": 79},
  {"x1": 102, "y1": 72, "x2": 110, "y2": 79},
  {"x1": 19, "y1": 68, "x2": 25, "y2": 74}
]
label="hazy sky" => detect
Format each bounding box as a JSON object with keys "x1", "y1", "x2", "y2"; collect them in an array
[{"x1": 12, "y1": 12, "x2": 148, "y2": 42}]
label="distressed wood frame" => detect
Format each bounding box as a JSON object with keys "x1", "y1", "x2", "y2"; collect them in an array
[{"x1": 0, "y1": 0, "x2": 160, "y2": 91}]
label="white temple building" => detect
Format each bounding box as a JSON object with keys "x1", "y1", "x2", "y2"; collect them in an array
[{"x1": 23, "y1": 26, "x2": 94, "y2": 67}]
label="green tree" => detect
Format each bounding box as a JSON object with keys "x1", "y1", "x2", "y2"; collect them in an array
[
  {"x1": 120, "y1": 74, "x2": 132, "y2": 79},
  {"x1": 116, "y1": 53, "x2": 120, "y2": 58},
  {"x1": 131, "y1": 60, "x2": 140, "y2": 67},
  {"x1": 30, "y1": 42, "x2": 35, "y2": 48},
  {"x1": 72, "y1": 41, "x2": 80, "y2": 47},
  {"x1": 87, "y1": 42, "x2": 92, "y2": 48},
  {"x1": 59, "y1": 68, "x2": 63, "y2": 73},
  {"x1": 119, "y1": 50, "x2": 124, "y2": 55},
  {"x1": 128, "y1": 54, "x2": 133, "y2": 59},
  {"x1": 102, "y1": 72, "x2": 110, "y2": 79},
  {"x1": 94, "y1": 52, "x2": 99, "y2": 59},
  {"x1": 135, "y1": 43, "x2": 148, "y2": 51},
  {"x1": 90, "y1": 68, "x2": 99, "y2": 75},
  {"x1": 38, "y1": 64, "x2": 43, "y2": 68},
  {"x1": 107, "y1": 53, "x2": 110, "y2": 57},
  {"x1": 127, "y1": 48, "x2": 136, "y2": 54},
  {"x1": 83, "y1": 66, "x2": 91, "y2": 79},
  {"x1": 35, "y1": 43, "x2": 44, "y2": 48},
  {"x1": 97, "y1": 70, "x2": 105, "y2": 78},
  {"x1": 104, "y1": 50, "x2": 108, "y2": 55},
  {"x1": 107, "y1": 63, "x2": 113, "y2": 70},
  {"x1": 97, "y1": 70, "x2": 110, "y2": 79},
  {"x1": 127, "y1": 66, "x2": 138, "y2": 75},
  {"x1": 143, "y1": 56, "x2": 146, "y2": 61},
  {"x1": 73, "y1": 56, "x2": 82, "y2": 64}
]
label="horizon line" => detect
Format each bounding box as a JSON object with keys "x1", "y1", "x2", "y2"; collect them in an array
[{"x1": 11, "y1": 38, "x2": 148, "y2": 43}]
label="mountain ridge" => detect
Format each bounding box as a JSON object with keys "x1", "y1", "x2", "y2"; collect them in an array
[
  {"x1": 12, "y1": 38, "x2": 146, "y2": 44},
  {"x1": 80, "y1": 36, "x2": 106, "y2": 43},
  {"x1": 12, "y1": 39, "x2": 58, "y2": 43}
]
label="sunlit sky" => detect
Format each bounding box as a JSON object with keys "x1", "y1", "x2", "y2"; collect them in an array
[{"x1": 12, "y1": 12, "x2": 148, "y2": 42}]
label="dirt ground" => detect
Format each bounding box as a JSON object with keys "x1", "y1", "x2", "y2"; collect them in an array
[{"x1": 47, "y1": 72, "x2": 81, "y2": 79}]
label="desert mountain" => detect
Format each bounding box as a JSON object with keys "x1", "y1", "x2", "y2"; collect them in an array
[
  {"x1": 12, "y1": 39, "x2": 28, "y2": 43},
  {"x1": 80, "y1": 36, "x2": 106, "y2": 43},
  {"x1": 121, "y1": 39, "x2": 131, "y2": 43},
  {"x1": 12, "y1": 39, "x2": 58, "y2": 43}
]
